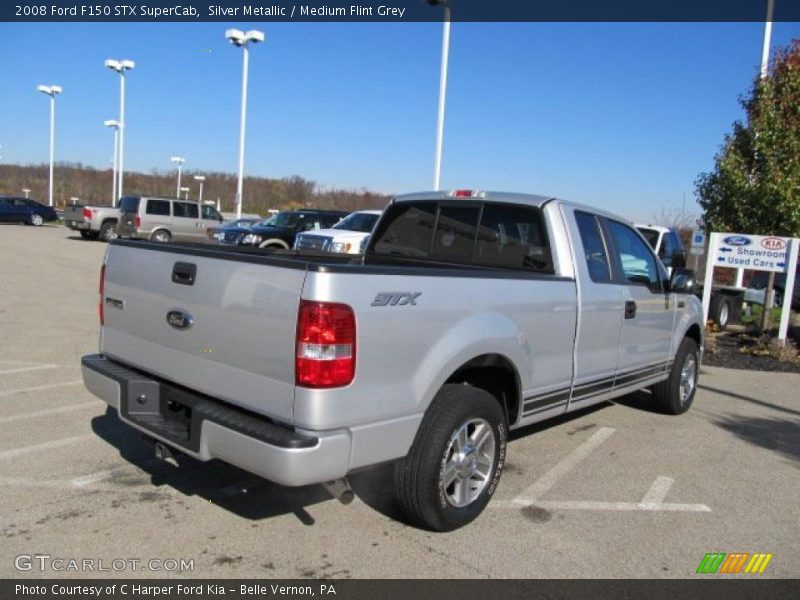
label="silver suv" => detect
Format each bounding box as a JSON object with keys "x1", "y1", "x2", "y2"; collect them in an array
[{"x1": 116, "y1": 196, "x2": 224, "y2": 243}]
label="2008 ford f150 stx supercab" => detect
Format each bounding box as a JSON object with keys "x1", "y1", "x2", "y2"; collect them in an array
[{"x1": 82, "y1": 191, "x2": 704, "y2": 531}]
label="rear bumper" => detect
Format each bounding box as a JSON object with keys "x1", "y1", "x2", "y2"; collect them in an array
[
  {"x1": 81, "y1": 354, "x2": 351, "y2": 487},
  {"x1": 65, "y1": 220, "x2": 90, "y2": 230}
]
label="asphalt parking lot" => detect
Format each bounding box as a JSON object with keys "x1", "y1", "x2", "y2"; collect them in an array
[{"x1": 1, "y1": 224, "x2": 799, "y2": 579}]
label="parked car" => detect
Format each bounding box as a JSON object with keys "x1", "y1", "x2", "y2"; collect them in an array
[
  {"x1": 116, "y1": 196, "x2": 224, "y2": 243},
  {"x1": 207, "y1": 217, "x2": 261, "y2": 242},
  {"x1": 744, "y1": 265, "x2": 800, "y2": 311},
  {"x1": 635, "y1": 224, "x2": 687, "y2": 274},
  {"x1": 219, "y1": 209, "x2": 348, "y2": 248},
  {"x1": 0, "y1": 196, "x2": 58, "y2": 226},
  {"x1": 294, "y1": 210, "x2": 382, "y2": 254},
  {"x1": 82, "y1": 189, "x2": 703, "y2": 531},
  {"x1": 63, "y1": 202, "x2": 121, "y2": 241}
]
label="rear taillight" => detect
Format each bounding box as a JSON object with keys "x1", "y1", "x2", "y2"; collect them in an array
[
  {"x1": 296, "y1": 300, "x2": 356, "y2": 388},
  {"x1": 133, "y1": 215, "x2": 141, "y2": 229},
  {"x1": 83, "y1": 208, "x2": 92, "y2": 220},
  {"x1": 99, "y1": 264, "x2": 106, "y2": 326}
]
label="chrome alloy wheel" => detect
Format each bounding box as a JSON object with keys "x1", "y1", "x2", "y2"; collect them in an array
[
  {"x1": 679, "y1": 353, "x2": 697, "y2": 405},
  {"x1": 441, "y1": 418, "x2": 496, "y2": 508}
]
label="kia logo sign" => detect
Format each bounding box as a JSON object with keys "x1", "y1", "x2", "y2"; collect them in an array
[
  {"x1": 761, "y1": 237, "x2": 786, "y2": 250},
  {"x1": 166, "y1": 310, "x2": 193, "y2": 331},
  {"x1": 723, "y1": 235, "x2": 751, "y2": 246}
]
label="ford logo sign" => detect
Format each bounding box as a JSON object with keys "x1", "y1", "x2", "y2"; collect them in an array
[
  {"x1": 166, "y1": 310, "x2": 193, "y2": 331},
  {"x1": 723, "y1": 235, "x2": 751, "y2": 246}
]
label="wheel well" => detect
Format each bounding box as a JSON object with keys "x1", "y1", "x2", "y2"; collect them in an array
[
  {"x1": 259, "y1": 239, "x2": 289, "y2": 249},
  {"x1": 444, "y1": 354, "x2": 521, "y2": 427},
  {"x1": 101, "y1": 218, "x2": 117, "y2": 226},
  {"x1": 685, "y1": 323, "x2": 702, "y2": 347},
  {"x1": 151, "y1": 228, "x2": 171, "y2": 239}
]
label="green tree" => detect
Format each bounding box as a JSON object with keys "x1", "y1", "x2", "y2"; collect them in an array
[{"x1": 696, "y1": 39, "x2": 800, "y2": 237}]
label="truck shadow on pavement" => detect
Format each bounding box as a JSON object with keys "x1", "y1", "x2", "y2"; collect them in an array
[
  {"x1": 91, "y1": 407, "x2": 336, "y2": 526},
  {"x1": 711, "y1": 414, "x2": 800, "y2": 465}
]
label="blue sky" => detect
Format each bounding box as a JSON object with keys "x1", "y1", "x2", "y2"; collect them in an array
[{"x1": 0, "y1": 21, "x2": 799, "y2": 220}]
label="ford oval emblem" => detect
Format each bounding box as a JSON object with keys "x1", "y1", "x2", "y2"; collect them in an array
[
  {"x1": 166, "y1": 310, "x2": 193, "y2": 331},
  {"x1": 723, "y1": 235, "x2": 751, "y2": 246}
]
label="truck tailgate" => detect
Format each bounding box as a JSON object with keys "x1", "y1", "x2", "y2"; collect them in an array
[
  {"x1": 101, "y1": 242, "x2": 307, "y2": 423},
  {"x1": 63, "y1": 204, "x2": 86, "y2": 224}
]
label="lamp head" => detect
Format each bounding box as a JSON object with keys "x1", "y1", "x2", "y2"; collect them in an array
[{"x1": 225, "y1": 28, "x2": 246, "y2": 46}]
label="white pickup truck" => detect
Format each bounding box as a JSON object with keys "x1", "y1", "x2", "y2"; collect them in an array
[
  {"x1": 63, "y1": 203, "x2": 120, "y2": 242},
  {"x1": 82, "y1": 190, "x2": 704, "y2": 531}
]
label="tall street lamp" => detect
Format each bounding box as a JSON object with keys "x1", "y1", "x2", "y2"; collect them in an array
[
  {"x1": 426, "y1": 0, "x2": 451, "y2": 191},
  {"x1": 105, "y1": 59, "x2": 134, "y2": 201},
  {"x1": 225, "y1": 28, "x2": 265, "y2": 219},
  {"x1": 22, "y1": 188, "x2": 31, "y2": 199},
  {"x1": 194, "y1": 175, "x2": 206, "y2": 203},
  {"x1": 37, "y1": 84, "x2": 62, "y2": 207},
  {"x1": 104, "y1": 120, "x2": 120, "y2": 206},
  {"x1": 171, "y1": 156, "x2": 186, "y2": 197}
]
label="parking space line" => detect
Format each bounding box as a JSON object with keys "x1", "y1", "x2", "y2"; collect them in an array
[
  {"x1": 71, "y1": 464, "x2": 148, "y2": 487},
  {"x1": 526, "y1": 499, "x2": 711, "y2": 512},
  {"x1": 0, "y1": 364, "x2": 59, "y2": 376},
  {"x1": 512, "y1": 426, "x2": 616, "y2": 504},
  {"x1": 0, "y1": 435, "x2": 94, "y2": 460},
  {"x1": 640, "y1": 475, "x2": 674, "y2": 507},
  {"x1": 0, "y1": 402, "x2": 98, "y2": 424},
  {"x1": 0, "y1": 380, "x2": 83, "y2": 398}
]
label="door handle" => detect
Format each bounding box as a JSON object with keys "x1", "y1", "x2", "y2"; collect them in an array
[{"x1": 624, "y1": 300, "x2": 637, "y2": 319}]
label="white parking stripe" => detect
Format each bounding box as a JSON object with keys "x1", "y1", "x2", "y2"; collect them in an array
[
  {"x1": 640, "y1": 475, "x2": 674, "y2": 507},
  {"x1": 512, "y1": 426, "x2": 615, "y2": 504},
  {"x1": 0, "y1": 435, "x2": 94, "y2": 460},
  {"x1": 0, "y1": 364, "x2": 59, "y2": 376},
  {"x1": 0, "y1": 380, "x2": 83, "y2": 398},
  {"x1": 71, "y1": 465, "x2": 144, "y2": 487},
  {"x1": 0, "y1": 402, "x2": 98, "y2": 424},
  {"x1": 500, "y1": 499, "x2": 711, "y2": 512}
]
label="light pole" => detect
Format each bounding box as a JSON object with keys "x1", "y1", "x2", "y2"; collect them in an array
[
  {"x1": 179, "y1": 186, "x2": 190, "y2": 200},
  {"x1": 105, "y1": 59, "x2": 134, "y2": 201},
  {"x1": 170, "y1": 156, "x2": 186, "y2": 197},
  {"x1": 225, "y1": 28, "x2": 265, "y2": 219},
  {"x1": 22, "y1": 188, "x2": 31, "y2": 199},
  {"x1": 426, "y1": 0, "x2": 451, "y2": 191},
  {"x1": 104, "y1": 120, "x2": 120, "y2": 206},
  {"x1": 37, "y1": 84, "x2": 62, "y2": 207},
  {"x1": 194, "y1": 175, "x2": 206, "y2": 203}
]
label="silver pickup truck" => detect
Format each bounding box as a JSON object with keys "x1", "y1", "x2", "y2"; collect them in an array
[
  {"x1": 82, "y1": 191, "x2": 703, "y2": 531},
  {"x1": 63, "y1": 203, "x2": 120, "y2": 242}
]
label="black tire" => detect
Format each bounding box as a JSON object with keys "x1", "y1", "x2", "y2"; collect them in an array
[
  {"x1": 150, "y1": 230, "x2": 171, "y2": 243},
  {"x1": 713, "y1": 298, "x2": 730, "y2": 329},
  {"x1": 99, "y1": 221, "x2": 118, "y2": 243},
  {"x1": 394, "y1": 383, "x2": 506, "y2": 532},
  {"x1": 652, "y1": 337, "x2": 699, "y2": 415},
  {"x1": 79, "y1": 230, "x2": 99, "y2": 240}
]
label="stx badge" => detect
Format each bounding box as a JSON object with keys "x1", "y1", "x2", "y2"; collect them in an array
[{"x1": 371, "y1": 292, "x2": 422, "y2": 307}]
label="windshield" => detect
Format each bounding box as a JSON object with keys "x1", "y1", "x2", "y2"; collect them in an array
[
  {"x1": 258, "y1": 212, "x2": 302, "y2": 229},
  {"x1": 636, "y1": 227, "x2": 660, "y2": 250},
  {"x1": 333, "y1": 212, "x2": 380, "y2": 233}
]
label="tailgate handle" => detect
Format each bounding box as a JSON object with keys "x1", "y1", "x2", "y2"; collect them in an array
[{"x1": 172, "y1": 262, "x2": 197, "y2": 286}]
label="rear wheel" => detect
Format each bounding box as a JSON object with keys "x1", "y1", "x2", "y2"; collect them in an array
[
  {"x1": 652, "y1": 337, "x2": 699, "y2": 415},
  {"x1": 150, "y1": 230, "x2": 171, "y2": 243},
  {"x1": 394, "y1": 384, "x2": 506, "y2": 531},
  {"x1": 79, "y1": 230, "x2": 99, "y2": 240},
  {"x1": 29, "y1": 213, "x2": 44, "y2": 226}
]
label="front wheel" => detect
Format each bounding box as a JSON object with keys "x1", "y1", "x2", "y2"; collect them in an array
[
  {"x1": 651, "y1": 337, "x2": 699, "y2": 415},
  {"x1": 394, "y1": 384, "x2": 506, "y2": 531},
  {"x1": 29, "y1": 213, "x2": 44, "y2": 226}
]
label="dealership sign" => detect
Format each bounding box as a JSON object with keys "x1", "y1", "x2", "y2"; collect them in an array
[{"x1": 710, "y1": 232, "x2": 791, "y2": 273}]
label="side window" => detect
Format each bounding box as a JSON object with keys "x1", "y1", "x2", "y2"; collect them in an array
[
  {"x1": 607, "y1": 221, "x2": 660, "y2": 289},
  {"x1": 201, "y1": 205, "x2": 219, "y2": 220},
  {"x1": 475, "y1": 204, "x2": 553, "y2": 272},
  {"x1": 575, "y1": 212, "x2": 611, "y2": 283},
  {"x1": 431, "y1": 206, "x2": 480, "y2": 264},
  {"x1": 14, "y1": 199, "x2": 28, "y2": 207},
  {"x1": 146, "y1": 200, "x2": 170, "y2": 216},
  {"x1": 0, "y1": 198, "x2": 11, "y2": 206},
  {"x1": 323, "y1": 214, "x2": 343, "y2": 228},
  {"x1": 173, "y1": 202, "x2": 198, "y2": 219}
]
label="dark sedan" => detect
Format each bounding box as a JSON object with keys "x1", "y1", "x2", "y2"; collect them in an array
[
  {"x1": 0, "y1": 197, "x2": 59, "y2": 226},
  {"x1": 219, "y1": 210, "x2": 348, "y2": 248},
  {"x1": 206, "y1": 217, "x2": 261, "y2": 241}
]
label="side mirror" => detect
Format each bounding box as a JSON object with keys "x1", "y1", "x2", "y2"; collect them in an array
[
  {"x1": 670, "y1": 268, "x2": 695, "y2": 294},
  {"x1": 671, "y1": 250, "x2": 687, "y2": 269}
]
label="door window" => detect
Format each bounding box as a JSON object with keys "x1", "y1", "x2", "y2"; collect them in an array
[
  {"x1": 173, "y1": 202, "x2": 199, "y2": 219},
  {"x1": 201, "y1": 205, "x2": 220, "y2": 220},
  {"x1": 575, "y1": 212, "x2": 612, "y2": 283},
  {"x1": 146, "y1": 199, "x2": 170, "y2": 215},
  {"x1": 607, "y1": 221, "x2": 661, "y2": 290}
]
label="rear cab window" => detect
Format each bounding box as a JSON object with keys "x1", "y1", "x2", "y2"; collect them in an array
[{"x1": 370, "y1": 200, "x2": 554, "y2": 273}]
